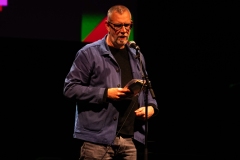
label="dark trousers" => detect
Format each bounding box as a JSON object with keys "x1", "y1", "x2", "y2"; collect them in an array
[{"x1": 79, "y1": 136, "x2": 137, "y2": 160}]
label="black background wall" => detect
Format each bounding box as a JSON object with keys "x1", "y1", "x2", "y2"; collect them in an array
[{"x1": 1, "y1": 1, "x2": 239, "y2": 160}]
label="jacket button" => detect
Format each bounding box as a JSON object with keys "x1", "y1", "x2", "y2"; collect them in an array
[
  {"x1": 116, "y1": 68, "x2": 120, "y2": 72},
  {"x1": 113, "y1": 117, "x2": 117, "y2": 121},
  {"x1": 117, "y1": 84, "x2": 120, "y2": 88}
]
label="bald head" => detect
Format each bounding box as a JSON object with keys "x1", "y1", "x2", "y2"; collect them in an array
[{"x1": 107, "y1": 5, "x2": 132, "y2": 21}]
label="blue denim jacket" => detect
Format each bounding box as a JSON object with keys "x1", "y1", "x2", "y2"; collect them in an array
[{"x1": 64, "y1": 35, "x2": 158, "y2": 145}]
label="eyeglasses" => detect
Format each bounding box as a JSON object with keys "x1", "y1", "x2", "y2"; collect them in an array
[{"x1": 107, "y1": 21, "x2": 133, "y2": 31}]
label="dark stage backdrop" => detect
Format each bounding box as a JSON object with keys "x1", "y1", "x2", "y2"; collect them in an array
[
  {"x1": 0, "y1": 0, "x2": 137, "y2": 42},
  {"x1": 1, "y1": 1, "x2": 240, "y2": 160}
]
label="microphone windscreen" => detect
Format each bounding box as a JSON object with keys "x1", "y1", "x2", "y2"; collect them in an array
[{"x1": 128, "y1": 41, "x2": 140, "y2": 50}]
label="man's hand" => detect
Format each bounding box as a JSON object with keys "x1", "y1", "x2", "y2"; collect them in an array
[
  {"x1": 107, "y1": 88, "x2": 133, "y2": 100},
  {"x1": 135, "y1": 106, "x2": 154, "y2": 120}
]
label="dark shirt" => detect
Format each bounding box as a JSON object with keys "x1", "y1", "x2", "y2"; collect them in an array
[{"x1": 109, "y1": 46, "x2": 138, "y2": 136}]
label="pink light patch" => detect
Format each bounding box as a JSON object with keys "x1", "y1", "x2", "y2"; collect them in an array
[
  {"x1": 0, "y1": 0, "x2": 7, "y2": 6},
  {"x1": 0, "y1": 6, "x2": 2, "y2": 11}
]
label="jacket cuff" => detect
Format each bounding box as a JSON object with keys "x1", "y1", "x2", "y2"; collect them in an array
[
  {"x1": 148, "y1": 103, "x2": 159, "y2": 117},
  {"x1": 102, "y1": 88, "x2": 108, "y2": 103}
]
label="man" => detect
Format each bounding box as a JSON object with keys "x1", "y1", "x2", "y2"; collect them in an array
[{"x1": 63, "y1": 4, "x2": 158, "y2": 160}]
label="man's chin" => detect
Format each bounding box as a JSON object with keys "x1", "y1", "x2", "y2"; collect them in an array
[{"x1": 118, "y1": 40, "x2": 128, "y2": 45}]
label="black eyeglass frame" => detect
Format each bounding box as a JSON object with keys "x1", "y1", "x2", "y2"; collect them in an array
[{"x1": 107, "y1": 21, "x2": 133, "y2": 31}]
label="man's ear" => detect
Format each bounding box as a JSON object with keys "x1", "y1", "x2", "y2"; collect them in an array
[{"x1": 105, "y1": 21, "x2": 110, "y2": 33}]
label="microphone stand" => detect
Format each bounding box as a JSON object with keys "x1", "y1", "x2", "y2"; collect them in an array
[{"x1": 135, "y1": 48, "x2": 156, "y2": 160}]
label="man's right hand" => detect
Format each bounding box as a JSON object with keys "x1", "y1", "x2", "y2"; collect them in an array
[{"x1": 107, "y1": 88, "x2": 133, "y2": 100}]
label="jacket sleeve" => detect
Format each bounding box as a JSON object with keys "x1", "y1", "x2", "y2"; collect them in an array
[{"x1": 63, "y1": 49, "x2": 106, "y2": 104}]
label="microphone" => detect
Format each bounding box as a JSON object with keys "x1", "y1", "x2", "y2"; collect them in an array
[
  {"x1": 128, "y1": 41, "x2": 141, "y2": 59},
  {"x1": 128, "y1": 41, "x2": 140, "y2": 50}
]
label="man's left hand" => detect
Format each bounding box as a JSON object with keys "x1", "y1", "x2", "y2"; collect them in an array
[{"x1": 135, "y1": 106, "x2": 154, "y2": 120}]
